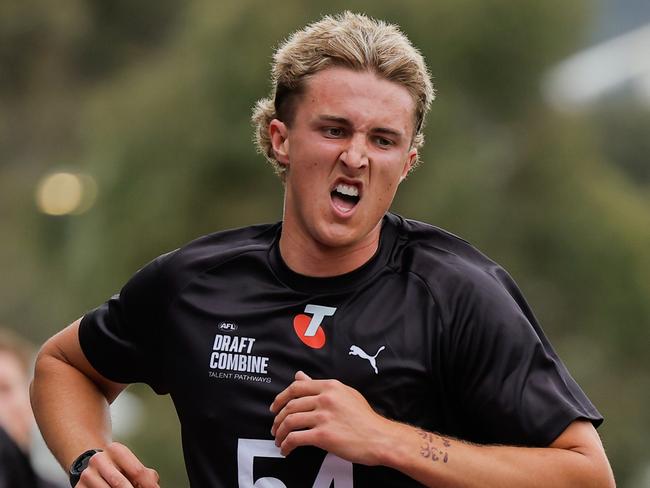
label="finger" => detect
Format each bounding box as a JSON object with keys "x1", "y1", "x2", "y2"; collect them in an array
[
  {"x1": 104, "y1": 443, "x2": 160, "y2": 488},
  {"x1": 274, "y1": 411, "x2": 321, "y2": 446},
  {"x1": 279, "y1": 429, "x2": 322, "y2": 457},
  {"x1": 94, "y1": 459, "x2": 135, "y2": 488},
  {"x1": 270, "y1": 379, "x2": 324, "y2": 414},
  {"x1": 76, "y1": 465, "x2": 114, "y2": 488},
  {"x1": 271, "y1": 396, "x2": 318, "y2": 436},
  {"x1": 295, "y1": 370, "x2": 312, "y2": 380}
]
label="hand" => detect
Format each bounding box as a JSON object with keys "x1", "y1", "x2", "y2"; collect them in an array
[
  {"x1": 270, "y1": 371, "x2": 397, "y2": 465},
  {"x1": 76, "y1": 442, "x2": 160, "y2": 488}
]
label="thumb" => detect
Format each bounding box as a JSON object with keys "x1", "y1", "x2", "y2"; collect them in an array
[{"x1": 295, "y1": 370, "x2": 312, "y2": 381}]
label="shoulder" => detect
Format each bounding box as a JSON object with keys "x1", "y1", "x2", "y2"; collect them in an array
[
  {"x1": 388, "y1": 213, "x2": 504, "y2": 290},
  {"x1": 387, "y1": 214, "x2": 528, "y2": 324},
  {"x1": 164, "y1": 222, "x2": 280, "y2": 275},
  {"x1": 122, "y1": 222, "x2": 280, "y2": 303}
]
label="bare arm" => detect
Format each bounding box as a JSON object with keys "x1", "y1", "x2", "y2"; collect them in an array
[
  {"x1": 271, "y1": 372, "x2": 615, "y2": 488},
  {"x1": 380, "y1": 416, "x2": 614, "y2": 488},
  {"x1": 30, "y1": 319, "x2": 159, "y2": 487}
]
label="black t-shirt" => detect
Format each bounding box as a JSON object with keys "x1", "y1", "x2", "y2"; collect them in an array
[{"x1": 79, "y1": 213, "x2": 602, "y2": 487}]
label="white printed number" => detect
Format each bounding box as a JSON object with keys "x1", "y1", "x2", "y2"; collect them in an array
[{"x1": 238, "y1": 438, "x2": 353, "y2": 488}]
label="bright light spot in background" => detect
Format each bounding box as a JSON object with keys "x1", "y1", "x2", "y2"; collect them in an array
[{"x1": 35, "y1": 172, "x2": 98, "y2": 216}]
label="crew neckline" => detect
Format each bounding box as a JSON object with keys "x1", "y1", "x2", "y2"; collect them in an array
[{"x1": 268, "y1": 213, "x2": 400, "y2": 294}]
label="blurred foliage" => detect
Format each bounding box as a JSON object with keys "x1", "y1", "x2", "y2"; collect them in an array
[{"x1": 1, "y1": 0, "x2": 649, "y2": 486}]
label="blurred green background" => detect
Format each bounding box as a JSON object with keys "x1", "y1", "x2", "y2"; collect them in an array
[{"x1": 2, "y1": 0, "x2": 649, "y2": 486}]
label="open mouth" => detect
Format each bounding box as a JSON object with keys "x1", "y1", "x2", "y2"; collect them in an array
[{"x1": 331, "y1": 182, "x2": 360, "y2": 214}]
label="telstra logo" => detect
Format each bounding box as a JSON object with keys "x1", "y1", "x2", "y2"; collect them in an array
[{"x1": 293, "y1": 304, "x2": 337, "y2": 349}]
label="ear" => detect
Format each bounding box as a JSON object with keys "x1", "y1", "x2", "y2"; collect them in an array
[
  {"x1": 400, "y1": 148, "x2": 418, "y2": 182},
  {"x1": 269, "y1": 119, "x2": 290, "y2": 166}
]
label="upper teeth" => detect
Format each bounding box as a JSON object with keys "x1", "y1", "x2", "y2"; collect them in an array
[{"x1": 335, "y1": 183, "x2": 359, "y2": 197}]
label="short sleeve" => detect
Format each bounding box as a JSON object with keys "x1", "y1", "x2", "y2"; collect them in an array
[
  {"x1": 446, "y1": 266, "x2": 603, "y2": 447},
  {"x1": 79, "y1": 251, "x2": 176, "y2": 394}
]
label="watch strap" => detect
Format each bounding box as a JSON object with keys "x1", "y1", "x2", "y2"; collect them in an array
[{"x1": 69, "y1": 448, "x2": 103, "y2": 487}]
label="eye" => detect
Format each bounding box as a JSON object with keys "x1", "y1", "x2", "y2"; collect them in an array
[
  {"x1": 323, "y1": 127, "x2": 345, "y2": 138},
  {"x1": 374, "y1": 136, "x2": 394, "y2": 147}
]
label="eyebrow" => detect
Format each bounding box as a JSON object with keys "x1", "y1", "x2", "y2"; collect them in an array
[{"x1": 316, "y1": 115, "x2": 404, "y2": 138}]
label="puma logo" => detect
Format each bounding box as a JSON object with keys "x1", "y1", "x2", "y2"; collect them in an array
[{"x1": 349, "y1": 345, "x2": 385, "y2": 374}]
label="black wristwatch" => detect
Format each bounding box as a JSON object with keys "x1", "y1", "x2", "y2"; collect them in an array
[{"x1": 69, "y1": 448, "x2": 103, "y2": 487}]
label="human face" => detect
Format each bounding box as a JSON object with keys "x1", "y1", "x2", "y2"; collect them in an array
[
  {"x1": 270, "y1": 67, "x2": 418, "y2": 255},
  {"x1": 0, "y1": 351, "x2": 33, "y2": 450}
]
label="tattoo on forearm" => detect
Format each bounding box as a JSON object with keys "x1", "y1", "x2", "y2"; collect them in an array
[{"x1": 416, "y1": 429, "x2": 450, "y2": 463}]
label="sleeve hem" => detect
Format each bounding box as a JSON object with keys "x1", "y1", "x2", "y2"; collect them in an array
[
  {"x1": 78, "y1": 310, "x2": 168, "y2": 395},
  {"x1": 538, "y1": 410, "x2": 604, "y2": 447}
]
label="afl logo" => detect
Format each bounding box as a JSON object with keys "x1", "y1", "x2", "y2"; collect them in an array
[{"x1": 218, "y1": 321, "x2": 238, "y2": 332}]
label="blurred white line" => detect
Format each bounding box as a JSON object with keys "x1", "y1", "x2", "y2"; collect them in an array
[{"x1": 543, "y1": 22, "x2": 650, "y2": 110}]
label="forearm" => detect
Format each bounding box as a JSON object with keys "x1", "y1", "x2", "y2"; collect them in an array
[
  {"x1": 272, "y1": 375, "x2": 615, "y2": 487},
  {"x1": 30, "y1": 322, "x2": 125, "y2": 470},
  {"x1": 31, "y1": 351, "x2": 112, "y2": 469},
  {"x1": 379, "y1": 421, "x2": 615, "y2": 488}
]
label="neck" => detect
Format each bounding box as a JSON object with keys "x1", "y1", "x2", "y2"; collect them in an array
[{"x1": 279, "y1": 224, "x2": 381, "y2": 277}]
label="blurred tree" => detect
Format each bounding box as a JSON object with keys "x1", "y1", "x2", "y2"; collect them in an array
[{"x1": 593, "y1": 98, "x2": 650, "y2": 185}]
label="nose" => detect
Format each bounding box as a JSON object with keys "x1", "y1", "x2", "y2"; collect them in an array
[{"x1": 339, "y1": 135, "x2": 369, "y2": 170}]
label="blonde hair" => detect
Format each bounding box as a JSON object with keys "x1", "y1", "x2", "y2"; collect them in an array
[{"x1": 252, "y1": 11, "x2": 435, "y2": 178}]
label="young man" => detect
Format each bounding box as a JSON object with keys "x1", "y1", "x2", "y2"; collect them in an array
[{"x1": 31, "y1": 12, "x2": 615, "y2": 488}]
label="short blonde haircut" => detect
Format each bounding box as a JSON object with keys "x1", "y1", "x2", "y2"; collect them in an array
[{"x1": 252, "y1": 11, "x2": 435, "y2": 178}]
